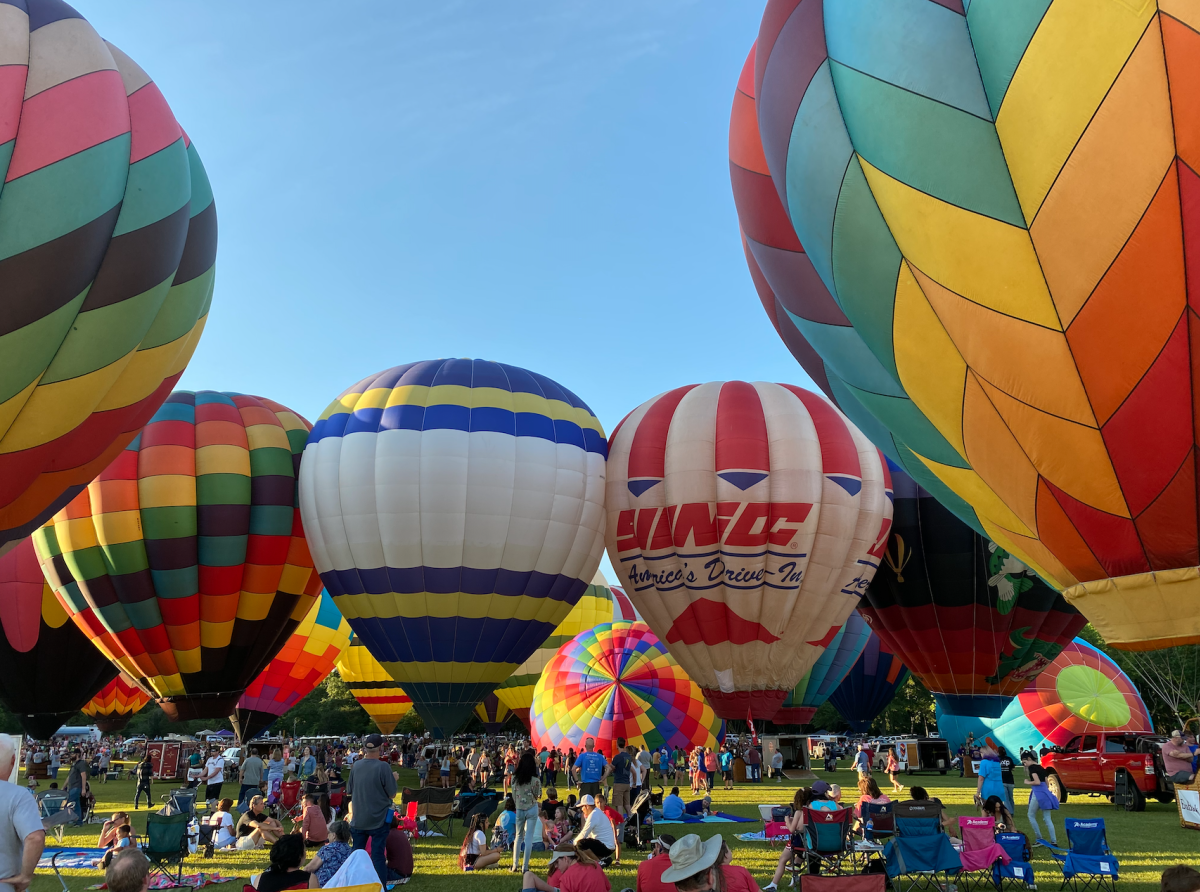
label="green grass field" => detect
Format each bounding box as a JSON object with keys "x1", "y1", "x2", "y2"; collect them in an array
[{"x1": 28, "y1": 766, "x2": 1197, "y2": 892}]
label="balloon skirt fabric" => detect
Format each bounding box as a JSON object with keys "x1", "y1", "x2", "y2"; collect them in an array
[
  {"x1": 531, "y1": 621, "x2": 723, "y2": 760},
  {"x1": 0, "y1": 0, "x2": 216, "y2": 550},
  {"x1": 84, "y1": 672, "x2": 151, "y2": 733},
  {"x1": 828, "y1": 631, "x2": 909, "y2": 734},
  {"x1": 750, "y1": 0, "x2": 1200, "y2": 648},
  {"x1": 337, "y1": 636, "x2": 412, "y2": 735},
  {"x1": 0, "y1": 536, "x2": 119, "y2": 738},
  {"x1": 605, "y1": 380, "x2": 892, "y2": 720},
  {"x1": 935, "y1": 639, "x2": 1152, "y2": 756},
  {"x1": 233, "y1": 589, "x2": 352, "y2": 740},
  {"x1": 33, "y1": 391, "x2": 322, "y2": 719},
  {"x1": 300, "y1": 359, "x2": 607, "y2": 737}
]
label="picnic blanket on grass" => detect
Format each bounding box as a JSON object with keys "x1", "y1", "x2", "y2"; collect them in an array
[
  {"x1": 39, "y1": 848, "x2": 107, "y2": 870},
  {"x1": 736, "y1": 830, "x2": 790, "y2": 842},
  {"x1": 87, "y1": 874, "x2": 237, "y2": 890},
  {"x1": 656, "y1": 811, "x2": 757, "y2": 824}
]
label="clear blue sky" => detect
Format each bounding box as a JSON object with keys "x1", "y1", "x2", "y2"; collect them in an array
[{"x1": 85, "y1": 2, "x2": 818, "y2": 584}]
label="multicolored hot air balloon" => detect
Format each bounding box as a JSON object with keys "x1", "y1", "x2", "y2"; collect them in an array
[
  {"x1": 828, "y1": 631, "x2": 909, "y2": 733},
  {"x1": 474, "y1": 694, "x2": 512, "y2": 734},
  {"x1": 232, "y1": 591, "x2": 353, "y2": 741},
  {"x1": 860, "y1": 463, "x2": 1086, "y2": 717},
  {"x1": 0, "y1": 537, "x2": 118, "y2": 738},
  {"x1": 531, "y1": 622, "x2": 724, "y2": 759},
  {"x1": 337, "y1": 637, "x2": 413, "y2": 735},
  {"x1": 774, "y1": 610, "x2": 871, "y2": 725},
  {"x1": 299, "y1": 359, "x2": 608, "y2": 737},
  {"x1": 83, "y1": 673, "x2": 151, "y2": 733},
  {"x1": 493, "y1": 569, "x2": 636, "y2": 723},
  {"x1": 936, "y1": 639, "x2": 1153, "y2": 758},
  {"x1": 751, "y1": 0, "x2": 1200, "y2": 649},
  {"x1": 0, "y1": 0, "x2": 216, "y2": 552},
  {"x1": 605, "y1": 381, "x2": 892, "y2": 720},
  {"x1": 33, "y1": 392, "x2": 322, "y2": 720}
]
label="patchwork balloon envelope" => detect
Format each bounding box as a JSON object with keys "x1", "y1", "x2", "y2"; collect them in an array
[
  {"x1": 751, "y1": 0, "x2": 1200, "y2": 648},
  {"x1": 299, "y1": 358, "x2": 608, "y2": 738},
  {"x1": 0, "y1": 0, "x2": 216, "y2": 553},
  {"x1": 33, "y1": 392, "x2": 323, "y2": 720},
  {"x1": 530, "y1": 621, "x2": 724, "y2": 759},
  {"x1": 493, "y1": 569, "x2": 637, "y2": 724},
  {"x1": 232, "y1": 590, "x2": 353, "y2": 741},
  {"x1": 605, "y1": 381, "x2": 892, "y2": 720},
  {"x1": 83, "y1": 672, "x2": 151, "y2": 733},
  {"x1": 0, "y1": 536, "x2": 118, "y2": 738},
  {"x1": 828, "y1": 631, "x2": 909, "y2": 733},
  {"x1": 935, "y1": 638, "x2": 1153, "y2": 756},
  {"x1": 337, "y1": 636, "x2": 412, "y2": 735},
  {"x1": 774, "y1": 609, "x2": 871, "y2": 725}
]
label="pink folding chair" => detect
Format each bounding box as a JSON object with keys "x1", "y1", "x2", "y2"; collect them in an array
[{"x1": 958, "y1": 816, "x2": 1012, "y2": 890}]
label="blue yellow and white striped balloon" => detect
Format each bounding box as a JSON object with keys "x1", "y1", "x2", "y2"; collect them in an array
[{"x1": 298, "y1": 359, "x2": 607, "y2": 737}]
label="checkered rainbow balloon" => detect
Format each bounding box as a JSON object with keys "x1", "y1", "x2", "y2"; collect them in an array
[{"x1": 530, "y1": 621, "x2": 723, "y2": 759}]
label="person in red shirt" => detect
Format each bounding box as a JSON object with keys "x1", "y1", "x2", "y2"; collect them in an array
[
  {"x1": 522, "y1": 842, "x2": 611, "y2": 892},
  {"x1": 718, "y1": 839, "x2": 759, "y2": 892},
  {"x1": 635, "y1": 834, "x2": 676, "y2": 892}
]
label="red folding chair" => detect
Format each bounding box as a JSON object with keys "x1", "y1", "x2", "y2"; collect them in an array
[
  {"x1": 279, "y1": 780, "x2": 303, "y2": 823},
  {"x1": 399, "y1": 800, "x2": 419, "y2": 842}
]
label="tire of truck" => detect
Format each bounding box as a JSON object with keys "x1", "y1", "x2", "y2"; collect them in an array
[
  {"x1": 1128, "y1": 781, "x2": 1145, "y2": 812},
  {"x1": 1046, "y1": 771, "x2": 1067, "y2": 804}
]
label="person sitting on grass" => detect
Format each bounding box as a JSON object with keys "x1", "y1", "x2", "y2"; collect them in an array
[
  {"x1": 683, "y1": 794, "x2": 712, "y2": 817},
  {"x1": 105, "y1": 848, "x2": 149, "y2": 892},
  {"x1": 542, "y1": 786, "x2": 561, "y2": 821},
  {"x1": 596, "y1": 793, "x2": 624, "y2": 865},
  {"x1": 762, "y1": 788, "x2": 814, "y2": 892},
  {"x1": 94, "y1": 824, "x2": 134, "y2": 868},
  {"x1": 204, "y1": 799, "x2": 238, "y2": 853},
  {"x1": 303, "y1": 820, "x2": 353, "y2": 887},
  {"x1": 521, "y1": 841, "x2": 610, "y2": 892},
  {"x1": 97, "y1": 812, "x2": 130, "y2": 848},
  {"x1": 552, "y1": 807, "x2": 571, "y2": 845},
  {"x1": 252, "y1": 834, "x2": 309, "y2": 892},
  {"x1": 574, "y1": 794, "x2": 616, "y2": 862},
  {"x1": 660, "y1": 834, "x2": 726, "y2": 892},
  {"x1": 661, "y1": 787, "x2": 685, "y2": 821},
  {"x1": 300, "y1": 794, "x2": 328, "y2": 847},
  {"x1": 236, "y1": 794, "x2": 286, "y2": 850},
  {"x1": 459, "y1": 812, "x2": 503, "y2": 870},
  {"x1": 1161, "y1": 864, "x2": 1200, "y2": 892}
]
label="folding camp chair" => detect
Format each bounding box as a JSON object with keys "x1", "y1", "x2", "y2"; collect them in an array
[
  {"x1": 399, "y1": 801, "x2": 419, "y2": 842},
  {"x1": 145, "y1": 810, "x2": 191, "y2": 886},
  {"x1": 883, "y1": 802, "x2": 962, "y2": 892},
  {"x1": 994, "y1": 831, "x2": 1037, "y2": 891},
  {"x1": 1045, "y1": 818, "x2": 1118, "y2": 892},
  {"x1": 38, "y1": 793, "x2": 74, "y2": 845},
  {"x1": 161, "y1": 788, "x2": 197, "y2": 819},
  {"x1": 422, "y1": 787, "x2": 456, "y2": 839},
  {"x1": 956, "y1": 816, "x2": 1010, "y2": 890},
  {"x1": 800, "y1": 874, "x2": 887, "y2": 892},
  {"x1": 863, "y1": 802, "x2": 895, "y2": 843},
  {"x1": 279, "y1": 779, "x2": 303, "y2": 823},
  {"x1": 804, "y1": 806, "x2": 855, "y2": 875}
]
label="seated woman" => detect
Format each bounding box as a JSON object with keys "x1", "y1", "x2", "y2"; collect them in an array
[
  {"x1": 97, "y1": 812, "x2": 130, "y2": 848},
  {"x1": 237, "y1": 795, "x2": 286, "y2": 850},
  {"x1": 460, "y1": 813, "x2": 504, "y2": 871},
  {"x1": 762, "y1": 788, "x2": 814, "y2": 892},
  {"x1": 980, "y1": 794, "x2": 1015, "y2": 831},
  {"x1": 204, "y1": 799, "x2": 238, "y2": 853},
  {"x1": 494, "y1": 798, "x2": 516, "y2": 849},
  {"x1": 541, "y1": 787, "x2": 561, "y2": 821},
  {"x1": 93, "y1": 824, "x2": 133, "y2": 868},
  {"x1": 253, "y1": 834, "x2": 309, "y2": 892},
  {"x1": 854, "y1": 777, "x2": 891, "y2": 832},
  {"x1": 521, "y1": 842, "x2": 610, "y2": 892},
  {"x1": 304, "y1": 821, "x2": 352, "y2": 888},
  {"x1": 905, "y1": 786, "x2": 959, "y2": 838},
  {"x1": 300, "y1": 794, "x2": 329, "y2": 847}
]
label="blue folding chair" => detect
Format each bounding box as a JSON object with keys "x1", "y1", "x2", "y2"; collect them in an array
[
  {"x1": 883, "y1": 802, "x2": 962, "y2": 892},
  {"x1": 863, "y1": 802, "x2": 895, "y2": 843},
  {"x1": 1045, "y1": 818, "x2": 1118, "y2": 892},
  {"x1": 994, "y1": 832, "x2": 1036, "y2": 891}
]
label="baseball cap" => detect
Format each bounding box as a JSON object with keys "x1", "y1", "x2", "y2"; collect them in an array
[
  {"x1": 811, "y1": 779, "x2": 831, "y2": 796},
  {"x1": 579, "y1": 795, "x2": 596, "y2": 806},
  {"x1": 364, "y1": 733, "x2": 384, "y2": 749}
]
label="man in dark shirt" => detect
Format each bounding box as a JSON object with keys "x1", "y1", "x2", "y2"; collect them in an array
[
  {"x1": 347, "y1": 734, "x2": 397, "y2": 883},
  {"x1": 610, "y1": 739, "x2": 632, "y2": 816},
  {"x1": 65, "y1": 758, "x2": 86, "y2": 826},
  {"x1": 134, "y1": 757, "x2": 153, "y2": 810}
]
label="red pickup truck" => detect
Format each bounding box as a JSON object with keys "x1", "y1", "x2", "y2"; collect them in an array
[{"x1": 1040, "y1": 731, "x2": 1174, "y2": 811}]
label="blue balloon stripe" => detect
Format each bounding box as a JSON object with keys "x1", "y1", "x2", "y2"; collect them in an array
[
  {"x1": 352, "y1": 614, "x2": 559, "y2": 664},
  {"x1": 321, "y1": 566, "x2": 590, "y2": 600}
]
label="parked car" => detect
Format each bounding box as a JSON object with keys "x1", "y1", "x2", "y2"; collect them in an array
[{"x1": 1040, "y1": 731, "x2": 1173, "y2": 811}]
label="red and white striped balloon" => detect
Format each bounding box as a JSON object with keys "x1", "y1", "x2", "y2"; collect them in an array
[{"x1": 605, "y1": 382, "x2": 892, "y2": 720}]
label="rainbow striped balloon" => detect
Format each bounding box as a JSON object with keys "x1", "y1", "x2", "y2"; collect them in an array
[
  {"x1": 33, "y1": 391, "x2": 322, "y2": 720},
  {"x1": 531, "y1": 622, "x2": 723, "y2": 759},
  {"x1": 299, "y1": 359, "x2": 607, "y2": 737},
  {"x1": 493, "y1": 569, "x2": 637, "y2": 723},
  {"x1": 0, "y1": 0, "x2": 216, "y2": 551},
  {"x1": 83, "y1": 673, "x2": 151, "y2": 733},
  {"x1": 233, "y1": 590, "x2": 352, "y2": 740},
  {"x1": 337, "y1": 636, "x2": 412, "y2": 735}
]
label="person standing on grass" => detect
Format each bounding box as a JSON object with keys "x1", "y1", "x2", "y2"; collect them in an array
[
  {"x1": 346, "y1": 733, "x2": 397, "y2": 884},
  {"x1": 886, "y1": 747, "x2": 903, "y2": 795},
  {"x1": 574, "y1": 739, "x2": 609, "y2": 799},
  {"x1": 239, "y1": 747, "x2": 265, "y2": 811},
  {"x1": 1020, "y1": 751, "x2": 1058, "y2": 846},
  {"x1": 204, "y1": 747, "x2": 225, "y2": 806},
  {"x1": 0, "y1": 736, "x2": 44, "y2": 892},
  {"x1": 610, "y1": 740, "x2": 632, "y2": 816},
  {"x1": 720, "y1": 747, "x2": 734, "y2": 791},
  {"x1": 771, "y1": 748, "x2": 784, "y2": 783},
  {"x1": 64, "y1": 756, "x2": 86, "y2": 826},
  {"x1": 133, "y1": 754, "x2": 153, "y2": 809},
  {"x1": 511, "y1": 750, "x2": 543, "y2": 875}
]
